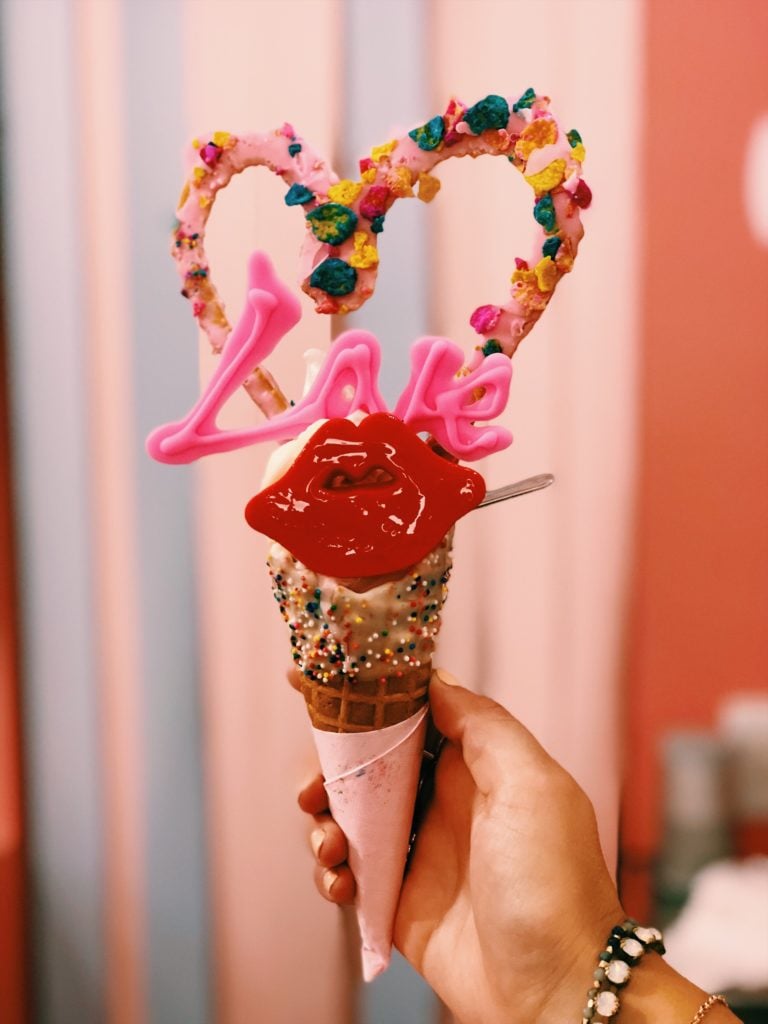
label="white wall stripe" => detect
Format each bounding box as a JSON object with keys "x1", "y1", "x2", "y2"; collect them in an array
[
  {"x1": 0, "y1": 1, "x2": 105, "y2": 1019},
  {"x1": 342, "y1": 1, "x2": 439, "y2": 1020},
  {"x1": 120, "y1": 2, "x2": 211, "y2": 1021},
  {"x1": 73, "y1": 2, "x2": 146, "y2": 1021}
]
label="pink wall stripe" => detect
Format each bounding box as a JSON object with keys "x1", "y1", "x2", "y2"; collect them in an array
[
  {"x1": 181, "y1": 3, "x2": 351, "y2": 1021},
  {"x1": 75, "y1": 4, "x2": 146, "y2": 1022},
  {"x1": 429, "y1": 0, "x2": 643, "y2": 862}
]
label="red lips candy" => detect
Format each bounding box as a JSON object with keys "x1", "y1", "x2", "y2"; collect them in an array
[{"x1": 245, "y1": 413, "x2": 485, "y2": 578}]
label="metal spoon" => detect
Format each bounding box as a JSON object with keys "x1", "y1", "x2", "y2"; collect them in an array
[{"x1": 478, "y1": 472, "x2": 554, "y2": 508}]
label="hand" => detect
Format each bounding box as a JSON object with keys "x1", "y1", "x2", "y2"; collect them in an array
[{"x1": 299, "y1": 669, "x2": 623, "y2": 1024}]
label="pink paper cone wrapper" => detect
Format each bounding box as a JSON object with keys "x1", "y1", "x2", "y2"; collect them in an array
[{"x1": 312, "y1": 705, "x2": 428, "y2": 981}]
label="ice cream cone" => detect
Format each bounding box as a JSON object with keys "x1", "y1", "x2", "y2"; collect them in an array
[
  {"x1": 267, "y1": 533, "x2": 453, "y2": 976},
  {"x1": 268, "y1": 531, "x2": 452, "y2": 731}
]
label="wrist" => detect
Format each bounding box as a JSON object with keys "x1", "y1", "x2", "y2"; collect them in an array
[
  {"x1": 534, "y1": 905, "x2": 625, "y2": 1024},
  {"x1": 534, "y1": 918, "x2": 740, "y2": 1024}
]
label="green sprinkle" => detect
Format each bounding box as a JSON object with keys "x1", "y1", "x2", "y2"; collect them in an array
[
  {"x1": 306, "y1": 202, "x2": 358, "y2": 245},
  {"x1": 464, "y1": 94, "x2": 510, "y2": 134},
  {"x1": 408, "y1": 115, "x2": 445, "y2": 151},
  {"x1": 533, "y1": 194, "x2": 556, "y2": 232},
  {"x1": 309, "y1": 258, "x2": 357, "y2": 296},
  {"x1": 512, "y1": 87, "x2": 536, "y2": 112},
  {"x1": 567, "y1": 128, "x2": 583, "y2": 148},
  {"x1": 482, "y1": 339, "x2": 503, "y2": 356},
  {"x1": 284, "y1": 183, "x2": 314, "y2": 206}
]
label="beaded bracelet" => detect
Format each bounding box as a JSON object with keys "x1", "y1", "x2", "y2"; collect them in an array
[{"x1": 582, "y1": 918, "x2": 665, "y2": 1022}]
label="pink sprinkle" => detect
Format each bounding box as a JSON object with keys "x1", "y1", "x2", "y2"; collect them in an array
[
  {"x1": 360, "y1": 185, "x2": 390, "y2": 220},
  {"x1": 193, "y1": 301, "x2": 206, "y2": 317},
  {"x1": 514, "y1": 258, "x2": 529, "y2": 271},
  {"x1": 280, "y1": 122, "x2": 295, "y2": 138},
  {"x1": 573, "y1": 179, "x2": 593, "y2": 209},
  {"x1": 469, "y1": 304, "x2": 501, "y2": 334},
  {"x1": 200, "y1": 143, "x2": 222, "y2": 168},
  {"x1": 443, "y1": 98, "x2": 467, "y2": 145}
]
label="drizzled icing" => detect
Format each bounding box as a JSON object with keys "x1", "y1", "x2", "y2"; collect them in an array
[
  {"x1": 147, "y1": 255, "x2": 513, "y2": 465},
  {"x1": 245, "y1": 414, "x2": 485, "y2": 578}
]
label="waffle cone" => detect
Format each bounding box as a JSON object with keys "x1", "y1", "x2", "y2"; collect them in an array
[
  {"x1": 267, "y1": 533, "x2": 452, "y2": 733},
  {"x1": 301, "y1": 661, "x2": 430, "y2": 733},
  {"x1": 266, "y1": 534, "x2": 453, "y2": 979}
]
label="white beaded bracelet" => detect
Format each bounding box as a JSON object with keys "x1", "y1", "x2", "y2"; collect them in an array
[{"x1": 581, "y1": 919, "x2": 665, "y2": 1022}]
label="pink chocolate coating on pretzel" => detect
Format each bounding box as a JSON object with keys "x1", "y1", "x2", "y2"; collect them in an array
[{"x1": 173, "y1": 92, "x2": 589, "y2": 418}]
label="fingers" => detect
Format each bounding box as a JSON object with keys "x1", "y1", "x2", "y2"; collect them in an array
[
  {"x1": 299, "y1": 772, "x2": 355, "y2": 905},
  {"x1": 286, "y1": 667, "x2": 303, "y2": 693},
  {"x1": 310, "y1": 814, "x2": 349, "y2": 870},
  {"x1": 314, "y1": 863, "x2": 356, "y2": 905},
  {"x1": 298, "y1": 773, "x2": 329, "y2": 815},
  {"x1": 429, "y1": 668, "x2": 553, "y2": 797}
]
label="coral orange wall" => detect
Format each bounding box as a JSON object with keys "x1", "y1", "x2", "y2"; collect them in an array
[{"x1": 622, "y1": 0, "x2": 768, "y2": 914}]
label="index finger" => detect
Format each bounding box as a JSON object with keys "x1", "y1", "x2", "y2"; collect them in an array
[
  {"x1": 298, "y1": 773, "x2": 329, "y2": 816},
  {"x1": 429, "y1": 669, "x2": 553, "y2": 797}
]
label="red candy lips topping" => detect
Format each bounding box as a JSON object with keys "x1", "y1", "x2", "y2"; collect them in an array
[{"x1": 245, "y1": 413, "x2": 485, "y2": 578}]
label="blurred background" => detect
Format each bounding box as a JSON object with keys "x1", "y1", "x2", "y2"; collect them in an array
[{"x1": 0, "y1": 0, "x2": 766, "y2": 1022}]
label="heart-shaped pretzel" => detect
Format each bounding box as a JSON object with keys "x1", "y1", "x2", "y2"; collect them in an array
[{"x1": 172, "y1": 90, "x2": 590, "y2": 419}]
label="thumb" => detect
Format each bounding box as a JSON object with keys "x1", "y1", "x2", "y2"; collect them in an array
[{"x1": 429, "y1": 668, "x2": 552, "y2": 797}]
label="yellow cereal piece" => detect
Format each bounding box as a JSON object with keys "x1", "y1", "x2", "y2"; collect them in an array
[
  {"x1": 534, "y1": 256, "x2": 558, "y2": 292},
  {"x1": 515, "y1": 118, "x2": 558, "y2": 161},
  {"x1": 192, "y1": 137, "x2": 200, "y2": 149},
  {"x1": 199, "y1": 194, "x2": 212, "y2": 209},
  {"x1": 570, "y1": 142, "x2": 586, "y2": 163},
  {"x1": 371, "y1": 139, "x2": 397, "y2": 163},
  {"x1": 485, "y1": 130, "x2": 512, "y2": 154},
  {"x1": 525, "y1": 158, "x2": 567, "y2": 194},
  {"x1": 387, "y1": 165, "x2": 414, "y2": 197},
  {"x1": 349, "y1": 232, "x2": 379, "y2": 270},
  {"x1": 178, "y1": 182, "x2": 190, "y2": 208},
  {"x1": 511, "y1": 267, "x2": 536, "y2": 287},
  {"x1": 361, "y1": 167, "x2": 377, "y2": 184},
  {"x1": 510, "y1": 267, "x2": 548, "y2": 310},
  {"x1": 212, "y1": 131, "x2": 233, "y2": 149},
  {"x1": 328, "y1": 179, "x2": 363, "y2": 205},
  {"x1": 417, "y1": 172, "x2": 441, "y2": 203},
  {"x1": 192, "y1": 167, "x2": 207, "y2": 185}
]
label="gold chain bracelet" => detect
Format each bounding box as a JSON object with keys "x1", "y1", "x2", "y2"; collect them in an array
[{"x1": 690, "y1": 994, "x2": 729, "y2": 1023}]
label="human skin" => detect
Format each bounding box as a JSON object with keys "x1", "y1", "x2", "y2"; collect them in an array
[{"x1": 297, "y1": 670, "x2": 738, "y2": 1024}]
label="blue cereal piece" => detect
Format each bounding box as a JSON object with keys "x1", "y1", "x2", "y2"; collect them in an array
[
  {"x1": 464, "y1": 95, "x2": 510, "y2": 134},
  {"x1": 285, "y1": 182, "x2": 314, "y2": 206},
  {"x1": 408, "y1": 115, "x2": 445, "y2": 151},
  {"x1": 533, "y1": 194, "x2": 556, "y2": 232},
  {"x1": 306, "y1": 202, "x2": 358, "y2": 245},
  {"x1": 309, "y1": 258, "x2": 357, "y2": 296},
  {"x1": 481, "y1": 339, "x2": 503, "y2": 356},
  {"x1": 512, "y1": 87, "x2": 536, "y2": 112}
]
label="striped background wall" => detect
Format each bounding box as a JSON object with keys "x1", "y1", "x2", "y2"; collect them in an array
[{"x1": 1, "y1": 1, "x2": 643, "y2": 1021}]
